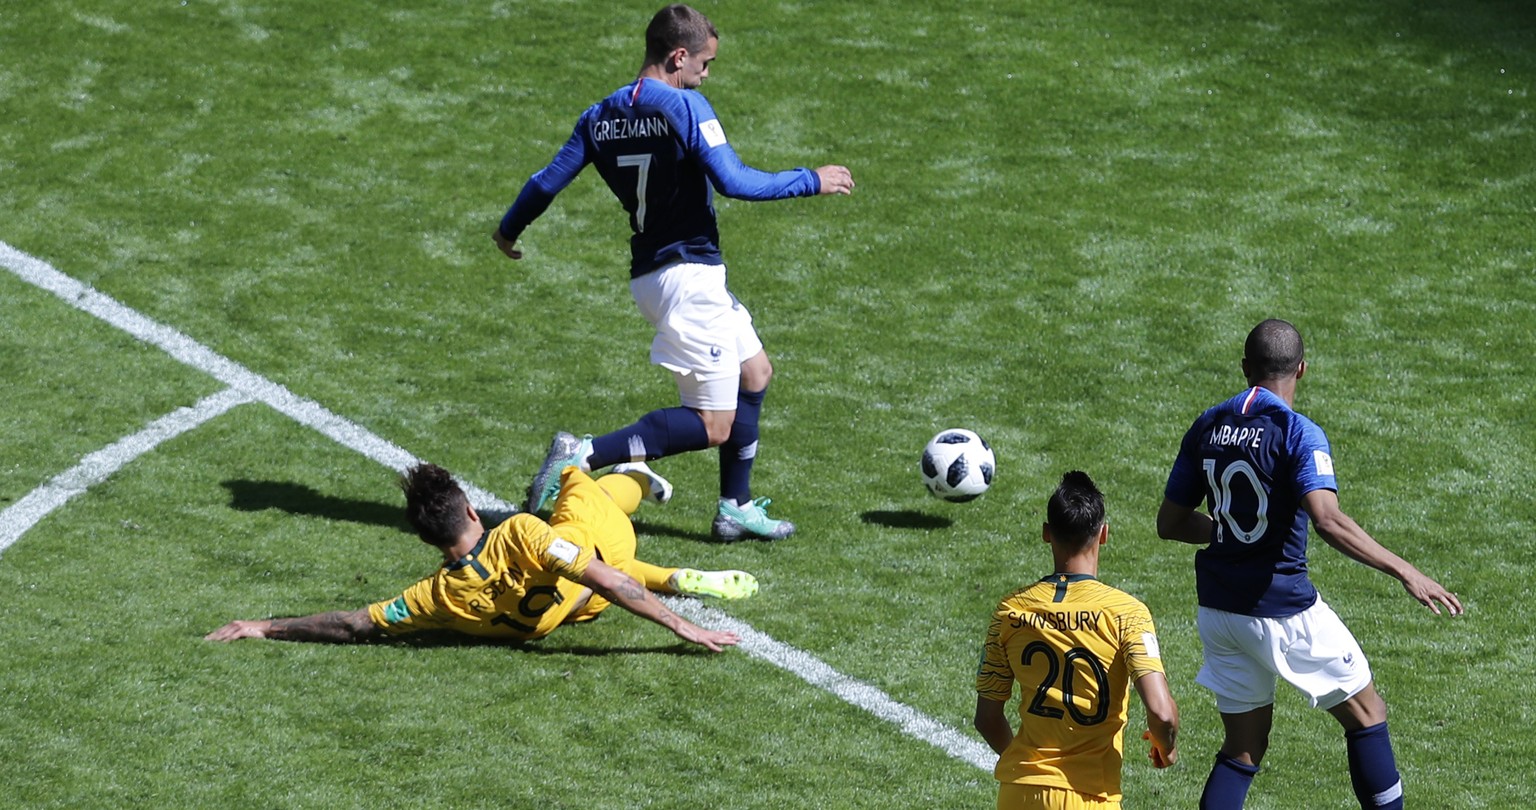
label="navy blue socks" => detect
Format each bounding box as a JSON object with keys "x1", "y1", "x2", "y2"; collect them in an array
[{"x1": 589, "y1": 407, "x2": 710, "y2": 468}]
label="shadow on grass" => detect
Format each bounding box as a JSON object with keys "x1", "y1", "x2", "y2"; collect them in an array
[
  {"x1": 860, "y1": 509, "x2": 954, "y2": 530},
  {"x1": 220, "y1": 480, "x2": 766, "y2": 547},
  {"x1": 375, "y1": 620, "x2": 719, "y2": 657},
  {"x1": 629, "y1": 517, "x2": 791, "y2": 545},
  {"x1": 223, "y1": 479, "x2": 411, "y2": 533}
]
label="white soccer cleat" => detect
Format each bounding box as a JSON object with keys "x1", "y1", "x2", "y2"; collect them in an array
[{"x1": 611, "y1": 461, "x2": 673, "y2": 505}]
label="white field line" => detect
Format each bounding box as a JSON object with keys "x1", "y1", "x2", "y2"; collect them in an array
[
  {"x1": 0, "y1": 239, "x2": 993, "y2": 774},
  {"x1": 0, "y1": 240, "x2": 514, "y2": 514},
  {"x1": 667, "y1": 597, "x2": 996, "y2": 770},
  {"x1": 0, "y1": 388, "x2": 252, "y2": 553}
]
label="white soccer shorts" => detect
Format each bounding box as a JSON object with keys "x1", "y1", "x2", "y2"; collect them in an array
[
  {"x1": 1195, "y1": 598, "x2": 1373, "y2": 713},
  {"x1": 629, "y1": 262, "x2": 762, "y2": 411}
]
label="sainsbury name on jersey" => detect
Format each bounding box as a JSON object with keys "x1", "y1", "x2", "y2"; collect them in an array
[{"x1": 1007, "y1": 609, "x2": 1105, "y2": 631}]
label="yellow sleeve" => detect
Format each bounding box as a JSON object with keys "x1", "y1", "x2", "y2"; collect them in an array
[
  {"x1": 514, "y1": 513, "x2": 597, "y2": 582},
  {"x1": 975, "y1": 609, "x2": 1015, "y2": 702},
  {"x1": 1120, "y1": 603, "x2": 1166, "y2": 681},
  {"x1": 366, "y1": 575, "x2": 451, "y2": 636}
]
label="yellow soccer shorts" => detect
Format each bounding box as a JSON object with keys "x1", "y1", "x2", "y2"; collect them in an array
[
  {"x1": 545, "y1": 467, "x2": 647, "y2": 621},
  {"x1": 997, "y1": 784, "x2": 1121, "y2": 810}
]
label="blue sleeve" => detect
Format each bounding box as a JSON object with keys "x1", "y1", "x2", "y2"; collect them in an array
[
  {"x1": 677, "y1": 93, "x2": 820, "y2": 200},
  {"x1": 1164, "y1": 420, "x2": 1207, "y2": 507},
  {"x1": 1289, "y1": 415, "x2": 1338, "y2": 496},
  {"x1": 498, "y1": 117, "x2": 594, "y2": 241}
]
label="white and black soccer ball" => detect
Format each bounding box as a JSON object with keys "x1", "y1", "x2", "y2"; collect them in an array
[{"x1": 920, "y1": 428, "x2": 995, "y2": 502}]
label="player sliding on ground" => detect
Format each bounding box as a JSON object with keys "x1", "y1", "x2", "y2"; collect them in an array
[{"x1": 206, "y1": 462, "x2": 756, "y2": 651}]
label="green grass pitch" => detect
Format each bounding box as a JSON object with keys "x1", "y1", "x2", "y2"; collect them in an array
[{"x1": 2, "y1": 1, "x2": 1532, "y2": 807}]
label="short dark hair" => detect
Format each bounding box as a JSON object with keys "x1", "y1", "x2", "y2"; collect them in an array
[
  {"x1": 1046, "y1": 470, "x2": 1105, "y2": 546},
  {"x1": 1244, "y1": 318, "x2": 1305, "y2": 381},
  {"x1": 400, "y1": 463, "x2": 470, "y2": 548},
  {"x1": 645, "y1": 4, "x2": 717, "y2": 63}
]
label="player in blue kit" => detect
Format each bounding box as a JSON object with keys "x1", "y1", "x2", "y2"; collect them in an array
[
  {"x1": 1156, "y1": 319, "x2": 1463, "y2": 810},
  {"x1": 493, "y1": 4, "x2": 855, "y2": 541}
]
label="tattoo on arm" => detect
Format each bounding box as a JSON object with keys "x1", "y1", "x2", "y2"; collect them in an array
[
  {"x1": 267, "y1": 610, "x2": 377, "y2": 644},
  {"x1": 601, "y1": 573, "x2": 683, "y2": 631},
  {"x1": 613, "y1": 577, "x2": 648, "y2": 603}
]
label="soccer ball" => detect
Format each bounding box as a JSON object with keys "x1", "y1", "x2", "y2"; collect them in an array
[{"x1": 920, "y1": 428, "x2": 995, "y2": 502}]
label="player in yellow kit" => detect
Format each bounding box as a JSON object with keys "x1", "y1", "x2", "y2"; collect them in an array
[
  {"x1": 974, "y1": 471, "x2": 1180, "y2": 810},
  {"x1": 206, "y1": 462, "x2": 754, "y2": 651}
]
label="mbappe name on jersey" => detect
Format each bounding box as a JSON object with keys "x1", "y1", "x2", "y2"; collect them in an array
[
  {"x1": 592, "y1": 116, "x2": 671, "y2": 142},
  {"x1": 1206, "y1": 423, "x2": 1266, "y2": 449}
]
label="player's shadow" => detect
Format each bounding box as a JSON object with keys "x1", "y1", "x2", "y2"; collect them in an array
[
  {"x1": 223, "y1": 479, "x2": 412, "y2": 534},
  {"x1": 629, "y1": 518, "x2": 765, "y2": 545},
  {"x1": 387, "y1": 633, "x2": 709, "y2": 656},
  {"x1": 859, "y1": 509, "x2": 953, "y2": 530}
]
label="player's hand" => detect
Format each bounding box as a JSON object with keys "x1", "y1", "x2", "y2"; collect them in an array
[
  {"x1": 492, "y1": 230, "x2": 523, "y2": 260},
  {"x1": 1143, "y1": 730, "x2": 1176, "y2": 768},
  {"x1": 676, "y1": 623, "x2": 740, "y2": 653},
  {"x1": 1400, "y1": 570, "x2": 1463, "y2": 616},
  {"x1": 204, "y1": 620, "x2": 272, "y2": 642},
  {"x1": 814, "y1": 165, "x2": 854, "y2": 195}
]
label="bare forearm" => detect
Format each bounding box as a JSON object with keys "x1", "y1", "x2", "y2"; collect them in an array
[
  {"x1": 205, "y1": 609, "x2": 380, "y2": 644},
  {"x1": 267, "y1": 612, "x2": 370, "y2": 643},
  {"x1": 578, "y1": 559, "x2": 738, "y2": 651},
  {"x1": 1134, "y1": 672, "x2": 1180, "y2": 767},
  {"x1": 1313, "y1": 512, "x2": 1408, "y2": 576},
  {"x1": 592, "y1": 576, "x2": 685, "y2": 634},
  {"x1": 1157, "y1": 499, "x2": 1214, "y2": 545},
  {"x1": 973, "y1": 699, "x2": 1014, "y2": 755}
]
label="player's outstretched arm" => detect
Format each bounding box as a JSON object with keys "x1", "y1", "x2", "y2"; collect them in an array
[
  {"x1": 578, "y1": 559, "x2": 740, "y2": 652},
  {"x1": 1156, "y1": 498, "x2": 1215, "y2": 545},
  {"x1": 205, "y1": 609, "x2": 382, "y2": 644},
  {"x1": 973, "y1": 697, "x2": 1014, "y2": 756},
  {"x1": 1302, "y1": 489, "x2": 1464, "y2": 616},
  {"x1": 1134, "y1": 672, "x2": 1180, "y2": 768}
]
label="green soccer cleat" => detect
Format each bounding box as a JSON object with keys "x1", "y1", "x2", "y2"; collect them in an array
[
  {"x1": 711, "y1": 497, "x2": 796, "y2": 541},
  {"x1": 611, "y1": 461, "x2": 673, "y2": 504},
  {"x1": 672, "y1": 568, "x2": 759, "y2": 600},
  {"x1": 526, "y1": 431, "x2": 592, "y2": 513}
]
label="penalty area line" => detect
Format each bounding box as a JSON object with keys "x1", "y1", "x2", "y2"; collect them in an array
[
  {"x1": 0, "y1": 239, "x2": 990, "y2": 775},
  {"x1": 0, "y1": 388, "x2": 252, "y2": 554},
  {"x1": 0, "y1": 239, "x2": 516, "y2": 515}
]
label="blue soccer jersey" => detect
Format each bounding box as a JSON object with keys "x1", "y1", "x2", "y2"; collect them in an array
[
  {"x1": 499, "y1": 78, "x2": 822, "y2": 278},
  {"x1": 1164, "y1": 386, "x2": 1338, "y2": 617}
]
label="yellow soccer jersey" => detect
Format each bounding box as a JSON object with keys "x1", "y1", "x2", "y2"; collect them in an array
[
  {"x1": 366, "y1": 512, "x2": 597, "y2": 641},
  {"x1": 976, "y1": 574, "x2": 1164, "y2": 801}
]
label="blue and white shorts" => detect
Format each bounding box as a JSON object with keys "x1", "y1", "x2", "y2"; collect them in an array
[
  {"x1": 630, "y1": 262, "x2": 762, "y2": 411},
  {"x1": 1195, "y1": 597, "x2": 1373, "y2": 713}
]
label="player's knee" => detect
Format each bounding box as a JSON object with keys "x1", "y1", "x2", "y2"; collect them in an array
[
  {"x1": 740, "y1": 352, "x2": 772, "y2": 390},
  {"x1": 1334, "y1": 684, "x2": 1388, "y2": 729},
  {"x1": 698, "y1": 410, "x2": 736, "y2": 446}
]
